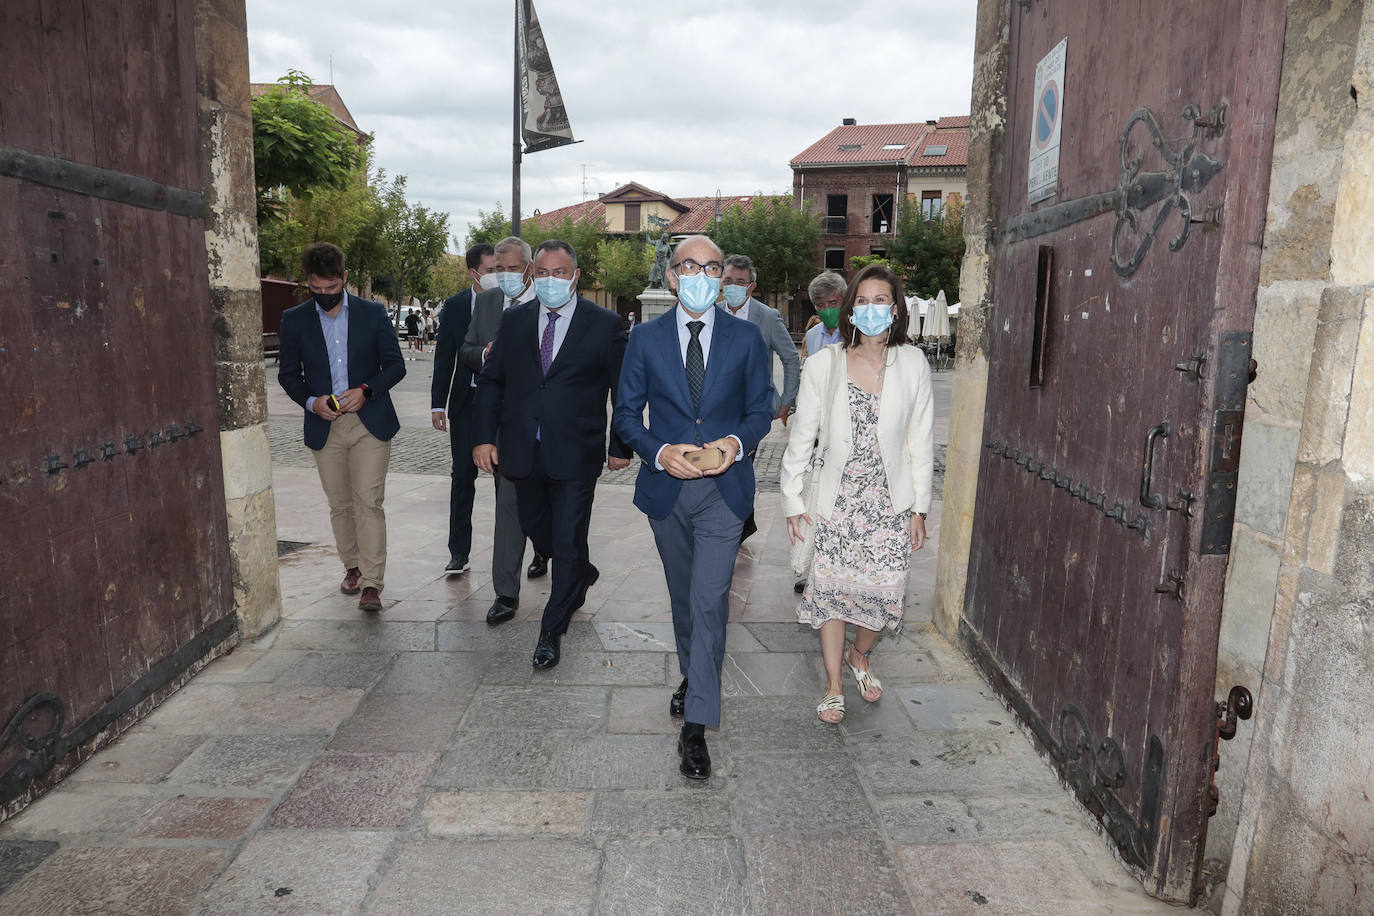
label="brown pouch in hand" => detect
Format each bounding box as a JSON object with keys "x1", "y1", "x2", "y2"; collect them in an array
[{"x1": 683, "y1": 447, "x2": 724, "y2": 470}]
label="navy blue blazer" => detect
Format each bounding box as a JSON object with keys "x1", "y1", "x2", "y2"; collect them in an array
[
  {"x1": 612, "y1": 305, "x2": 773, "y2": 521},
  {"x1": 431, "y1": 288, "x2": 475, "y2": 412},
  {"x1": 277, "y1": 294, "x2": 406, "y2": 451},
  {"x1": 473, "y1": 296, "x2": 632, "y2": 481}
]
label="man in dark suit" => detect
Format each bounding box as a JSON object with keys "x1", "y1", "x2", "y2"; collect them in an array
[
  {"x1": 462, "y1": 237, "x2": 548, "y2": 623},
  {"x1": 430, "y1": 243, "x2": 499, "y2": 575},
  {"x1": 278, "y1": 242, "x2": 406, "y2": 612},
  {"x1": 612, "y1": 235, "x2": 773, "y2": 779},
  {"x1": 473, "y1": 239, "x2": 631, "y2": 669}
]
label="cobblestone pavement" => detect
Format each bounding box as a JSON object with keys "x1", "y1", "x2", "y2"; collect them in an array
[{"x1": 0, "y1": 351, "x2": 1169, "y2": 914}]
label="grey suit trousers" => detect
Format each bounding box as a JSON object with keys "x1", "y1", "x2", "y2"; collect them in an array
[
  {"x1": 648, "y1": 478, "x2": 744, "y2": 728},
  {"x1": 492, "y1": 469, "x2": 526, "y2": 600}
]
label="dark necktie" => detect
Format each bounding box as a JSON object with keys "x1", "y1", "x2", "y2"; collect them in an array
[
  {"x1": 540, "y1": 311, "x2": 559, "y2": 374},
  {"x1": 686, "y1": 320, "x2": 705, "y2": 407}
]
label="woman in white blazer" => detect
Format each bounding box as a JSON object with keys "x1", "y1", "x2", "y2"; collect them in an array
[{"x1": 780, "y1": 264, "x2": 935, "y2": 723}]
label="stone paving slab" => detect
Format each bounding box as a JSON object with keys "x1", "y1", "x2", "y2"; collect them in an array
[
  {"x1": 0, "y1": 839, "x2": 58, "y2": 896},
  {"x1": 367, "y1": 838, "x2": 601, "y2": 915},
  {"x1": 166, "y1": 734, "x2": 329, "y2": 790},
  {"x1": 421, "y1": 789, "x2": 590, "y2": 837},
  {"x1": 745, "y1": 831, "x2": 914, "y2": 916},
  {"x1": 0, "y1": 846, "x2": 226, "y2": 915},
  {"x1": 597, "y1": 836, "x2": 750, "y2": 916},
  {"x1": 269, "y1": 751, "x2": 438, "y2": 829},
  {"x1": 197, "y1": 829, "x2": 395, "y2": 915}
]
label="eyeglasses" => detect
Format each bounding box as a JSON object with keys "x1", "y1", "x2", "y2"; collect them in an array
[
  {"x1": 720, "y1": 277, "x2": 752, "y2": 287},
  {"x1": 672, "y1": 259, "x2": 724, "y2": 278}
]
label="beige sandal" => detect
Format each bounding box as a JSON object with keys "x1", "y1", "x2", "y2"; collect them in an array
[
  {"x1": 817, "y1": 693, "x2": 846, "y2": 723},
  {"x1": 846, "y1": 644, "x2": 883, "y2": 702}
]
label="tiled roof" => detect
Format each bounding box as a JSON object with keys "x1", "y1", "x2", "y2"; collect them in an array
[
  {"x1": 531, "y1": 199, "x2": 606, "y2": 228},
  {"x1": 908, "y1": 122, "x2": 970, "y2": 168},
  {"x1": 790, "y1": 123, "x2": 930, "y2": 167},
  {"x1": 936, "y1": 115, "x2": 971, "y2": 129},
  {"x1": 530, "y1": 191, "x2": 774, "y2": 235},
  {"x1": 670, "y1": 195, "x2": 773, "y2": 233}
]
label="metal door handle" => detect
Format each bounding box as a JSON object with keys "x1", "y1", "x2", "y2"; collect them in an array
[{"x1": 1140, "y1": 421, "x2": 1171, "y2": 509}]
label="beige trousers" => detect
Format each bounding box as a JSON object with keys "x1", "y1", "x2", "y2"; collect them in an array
[{"x1": 312, "y1": 413, "x2": 392, "y2": 591}]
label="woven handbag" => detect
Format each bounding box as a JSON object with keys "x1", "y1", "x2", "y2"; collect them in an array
[{"x1": 790, "y1": 347, "x2": 843, "y2": 577}]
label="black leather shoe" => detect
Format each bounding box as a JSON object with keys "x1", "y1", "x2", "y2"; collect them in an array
[
  {"x1": 678, "y1": 726, "x2": 711, "y2": 780},
  {"x1": 793, "y1": 579, "x2": 806, "y2": 595},
  {"x1": 527, "y1": 553, "x2": 549, "y2": 579},
  {"x1": 486, "y1": 595, "x2": 518, "y2": 625},
  {"x1": 670, "y1": 678, "x2": 688, "y2": 718},
  {"x1": 532, "y1": 630, "x2": 561, "y2": 669},
  {"x1": 739, "y1": 513, "x2": 758, "y2": 544},
  {"x1": 572, "y1": 564, "x2": 600, "y2": 611}
]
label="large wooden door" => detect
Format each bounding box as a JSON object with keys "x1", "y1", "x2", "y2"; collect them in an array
[
  {"x1": 0, "y1": 0, "x2": 234, "y2": 813},
  {"x1": 960, "y1": 1, "x2": 1285, "y2": 902}
]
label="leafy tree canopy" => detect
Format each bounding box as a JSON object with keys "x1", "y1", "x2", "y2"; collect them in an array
[
  {"x1": 252, "y1": 71, "x2": 366, "y2": 224},
  {"x1": 597, "y1": 238, "x2": 652, "y2": 300},
  {"x1": 710, "y1": 196, "x2": 822, "y2": 298},
  {"x1": 887, "y1": 197, "x2": 965, "y2": 299}
]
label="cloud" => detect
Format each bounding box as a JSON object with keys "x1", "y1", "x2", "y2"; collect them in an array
[{"x1": 246, "y1": 0, "x2": 976, "y2": 249}]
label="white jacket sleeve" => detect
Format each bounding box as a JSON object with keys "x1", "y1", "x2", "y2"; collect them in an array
[
  {"x1": 906, "y1": 350, "x2": 935, "y2": 515},
  {"x1": 780, "y1": 346, "x2": 833, "y2": 517}
]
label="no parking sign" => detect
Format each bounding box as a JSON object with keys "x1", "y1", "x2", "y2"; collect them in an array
[{"x1": 1027, "y1": 38, "x2": 1067, "y2": 204}]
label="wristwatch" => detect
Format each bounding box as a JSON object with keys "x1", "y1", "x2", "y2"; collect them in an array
[{"x1": 360, "y1": 384, "x2": 374, "y2": 401}]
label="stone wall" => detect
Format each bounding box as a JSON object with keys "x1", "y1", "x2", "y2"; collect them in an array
[
  {"x1": 933, "y1": 0, "x2": 1007, "y2": 637},
  {"x1": 194, "y1": 0, "x2": 282, "y2": 637},
  {"x1": 1220, "y1": 2, "x2": 1374, "y2": 912}
]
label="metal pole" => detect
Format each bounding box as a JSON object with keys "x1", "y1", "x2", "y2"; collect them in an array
[{"x1": 512, "y1": 0, "x2": 522, "y2": 239}]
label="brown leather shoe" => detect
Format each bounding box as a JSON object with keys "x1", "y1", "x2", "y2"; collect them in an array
[
  {"x1": 358, "y1": 587, "x2": 382, "y2": 612},
  {"x1": 341, "y1": 567, "x2": 362, "y2": 595}
]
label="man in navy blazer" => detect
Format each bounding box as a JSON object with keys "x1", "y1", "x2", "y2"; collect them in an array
[
  {"x1": 430, "y1": 243, "x2": 499, "y2": 575},
  {"x1": 278, "y1": 243, "x2": 406, "y2": 612},
  {"x1": 473, "y1": 239, "x2": 632, "y2": 670},
  {"x1": 612, "y1": 234, "x2": 773, "y2": 779}
]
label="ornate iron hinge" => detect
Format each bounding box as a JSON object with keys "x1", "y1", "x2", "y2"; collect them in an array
[{"x1": 1004, "y1": 103, "x2": 1228, "y2": 277}]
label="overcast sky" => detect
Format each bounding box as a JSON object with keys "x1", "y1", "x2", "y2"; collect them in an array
[{"x1": 246, "y1": 0, "x2": 977, "y2": 251}]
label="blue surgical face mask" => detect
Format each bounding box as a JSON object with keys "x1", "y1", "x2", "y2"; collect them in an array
[
  {"x1": 535, "y1": 275, "x2": 575, "y2": 309},
  {"x1": 721, "y1": 285, "x2": 749, "y2": 309},
  {"x1": 852, "y1": 303, "x2": 894, "y2": 337},
  {"x1": 677, "y1": 272, "x2": 721, "y2": 314},
  {"x1": 496, "y1": 271, "x2": 528, "y2": 298}
]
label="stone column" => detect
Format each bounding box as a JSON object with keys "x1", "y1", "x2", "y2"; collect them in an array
[
  {"x1": 932, "y1": 0, "x2": 1009, "y2": 638},
  {"x1": 194, "y1": 0, "x2": 282, "y2": 637},
  {"x1": 1220, "y1": 2, "x2": 1374, "y2": 912}
]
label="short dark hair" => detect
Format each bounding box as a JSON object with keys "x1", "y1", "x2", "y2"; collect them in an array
[
  {"x1": 465, "y1": 243, "x2": 495, "y2": 271},
  {"x1": 723, "y1": 254, "x2": 756, "y2": 283},
  {"x1": 533, "y1": 239, "x2": 578, "y2": 269},
  {"x1": 838, "y1": 263, "x2": 910, "y2": 349},
  {"x1": 301, "y1": 242, "x2": 345, "y2": 279}
]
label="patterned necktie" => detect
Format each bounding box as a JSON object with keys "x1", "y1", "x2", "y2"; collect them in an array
[
  {"x1": 540, "y1": 311, "x2": 559, "y2": 374},
  {"x1": 686, "y1": 320, "x2": 705, "y2": 406}
]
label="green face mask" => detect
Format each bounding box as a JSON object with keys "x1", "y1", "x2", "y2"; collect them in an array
[{"x1": 817, "y1": 307, "x2": 840, "y2": 330}]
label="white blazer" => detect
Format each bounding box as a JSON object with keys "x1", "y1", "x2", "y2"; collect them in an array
[{"x1": 780, "y1": 343, "x2": 934, "y2": 520}]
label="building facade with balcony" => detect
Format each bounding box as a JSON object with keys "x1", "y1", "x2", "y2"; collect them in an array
[{"x1": 790, "y1": 116, "x2": 969, "y2": 274}]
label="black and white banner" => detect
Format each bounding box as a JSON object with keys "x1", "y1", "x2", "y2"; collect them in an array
[{"x1": 518, "y1": 0, "x2": 576, "y2": 154}]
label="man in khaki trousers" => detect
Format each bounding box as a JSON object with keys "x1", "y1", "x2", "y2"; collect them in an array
[{"x1": 278, "y1": 243, "x2": 407, "y2": 611}]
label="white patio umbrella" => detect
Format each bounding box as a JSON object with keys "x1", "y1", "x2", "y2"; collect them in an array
[{"x1": 923, "y1": 290, "x2": 952, "y2": 366}]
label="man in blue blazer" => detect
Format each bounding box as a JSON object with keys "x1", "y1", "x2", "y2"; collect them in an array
[
  {"x1": 278, "y1": 243, "x2": 406, "y2": 612},
  {"x1": 430, "y1": 243, "x2": 499, "y2": 575},
  {"x1": 473, "y1": 240, "x2": 632, "y2": 670},
  {"x1": 612, "y1": 235, "x2": 773, "y2": 779}
]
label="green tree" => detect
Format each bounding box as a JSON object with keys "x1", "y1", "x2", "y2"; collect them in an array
[
  {"x1": 252, "y1": 71, "x2": 366, "y2": 225},
  {"x1": 374, "y1": 176, "x2": 450, "y2": 320},
  {"x1": 597, "y1": 237, "x2": 651, "y2": 300},
  {"x1": 710, "y1": 196, "x2": 822, "y2": 297},
  {"x1": 848, "y1": 254, "x2": 901, "y2": 275},
  {"x1": 888, "y1": 197, "x2": 965, "y2": 299},
  {"x1": 427, "y1": 252, "x2": 470, "y2": 301},
  {"x1": 257, "y1": 148, "x2": 384, "y2": 279},
  {"x1": 464, "y1": 210, "x2": 607, "y2": 287}
]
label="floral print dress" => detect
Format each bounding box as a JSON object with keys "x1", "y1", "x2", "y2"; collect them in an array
[{"x1": 798, "y1": 380, "x2": 908, "y2": 632}]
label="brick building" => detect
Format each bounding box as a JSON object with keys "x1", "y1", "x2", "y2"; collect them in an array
[{"x1": 790, "y1": 117, "x2": 969, "y2": 273}]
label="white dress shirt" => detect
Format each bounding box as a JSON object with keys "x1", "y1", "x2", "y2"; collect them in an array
[{"x1": 538, "y1": 295, "x2": 577, "y2": 364}]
